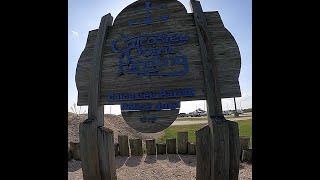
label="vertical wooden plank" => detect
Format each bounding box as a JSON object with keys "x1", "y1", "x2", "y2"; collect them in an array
[
  {"x1": 166, "y1": 138, "x2": 177, "y2": 154},
  {"x1": 146, "y1": 139, "x2": 156, "y2": 155},
  {"x1": 239, "y1": 136, "x2": 250, "y2": 158},
  {"x1": 68, "y1": 147, "x2": 72, "y2": 161},
  {"x1": 178, "y1": 132, "x2": 188, "y2": 154},
  {"x1": 118, "y1": 135, "x2": 129, "y2": 156},
  {"x1": 129, "y1": 138, "x2": 143, "y2": 156},
  {"x1": 98, "y1": 127, "x2": 116, "y2": 180},
  {"x1": 188, "y1": 142, "x2": 196, "y2": 155},
  {"x1": 212, "y1": 122, "x2": 230, "y2": 180},
  {"x1": 87, "y1": 13, "x2": 113, "y2": 126},
  {"x1": 228, "y1": 121, "x2": 240, "y2": 180},
  {"x1": 233, "y1": 97, "x2": 239, "y2": 117},
  {"x1": 70, "y1": 141, "x2": 81, "y2": 160},
  {"x1": 196, "y1": 125, "x2": 211, "y2": 180},
  {"x1": 190, "y1": 0, "x2": 223, "y2": 119},
  {"x1": 79, "y1": 118, "x2": 101, "y2": 180},
  {"x1": 241, "y1": 149, "x2": 252, "y2": 163},
  {"x1": 114, "y1": 143, "x2": 120, "y2": 157},
  {"x1": 156, "y1": 143, "x2": 166, "y2": 154},
  {"x1": 79, "y1": 13, "x2": 113, "y2": 180},
  {"x1": 190, "y1": 1, "x2": 239, "y2": 179}
]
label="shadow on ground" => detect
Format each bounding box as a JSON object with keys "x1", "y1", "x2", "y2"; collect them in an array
[
  {"x1": 115, "y1": 154, "x2": 197, "y2": 168},
  {"x1": 167, "y1": 154, "x2": 180, "y2": 163},
  {"x1": 179, "y1": 154, "x2": 196, "y2": 167},
  {"x1": 115, "y1": 156, "x2": 129, "y2": 169},
  {"x1": 144, "y1": 155, "x2": 157, "y2": 164},
  {"x1": 125, "y1": 156, "x2": 143, "y2": 167},
  {"x1": 156, "y1": 154, "x2": 168, "y2": 160},
  {"x1": 68, "y1": 160, "x2": 82, "y2": 172}
]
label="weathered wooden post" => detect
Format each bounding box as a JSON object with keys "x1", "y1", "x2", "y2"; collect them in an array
[
  {"x1": 68, "y1": 146, "x2": 72, "y2": 161},
  {"x1": 239, "y1": 136, "x2": 250, "y2": 158},
  {"x1": 146, "y1": 139, "x2": 156, "y2": 155},
  {"x1": 114, "y1": 143, "x2": 120, "y2": 157},
  {"x1": 70, "y1": 141, "x2": 81, "y2": 160},
  {"x1": 228, "y1": 121, "x2": 240, "y2": 180},
  {"x1": 129, "y1": 138, "x2": 143, "y2": 156},
  {"x1": 190, "y1": 0, "x2": 240, "y2": 179},
  {"x1": 188, "y1": 142, "x2": 196, "y2": 155},
  {"x1": 97, "y1": 127, "x2": 116, "y2": 180},
  {"x1": 156, "y1": 143, "x2": 166, "y2": 155},
  {"x1": 78, "y1": 13, "x2": 115, "y2": 180},
  {"x1": 196, "y1": 126, "x2": 211, "y2": 179},
  {"x1": 166, "y1": 138, "x2": 177, "y2": 154},
  {"x1": 118, "y1": 135, "x2": 130, "y2": 156},
  {"x1": 241, "y1": 149, "x2": 252, "y2": 163},
  {"x1": 178, "y1": 132, "x2": 188, "y2": 154}
]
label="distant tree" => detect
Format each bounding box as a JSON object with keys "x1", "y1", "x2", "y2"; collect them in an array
[{"x1": 243, "y1": 108, "x2": 252, "y2": 113}]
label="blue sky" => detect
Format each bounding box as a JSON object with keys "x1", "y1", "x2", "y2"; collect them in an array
[{"x1": 68, "y1": 0, "x2": 252, "y2": 114}]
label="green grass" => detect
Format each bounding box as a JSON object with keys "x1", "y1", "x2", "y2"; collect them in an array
[
  {"x1": 159, "y1": 119, "x2": 252, "y2": 147},
  {"x1": 238, "y1": 119, "x2": 252, "y2": 147},
  {"x1": 158, "y1": 124, "x2": 206, "y2": 143}
]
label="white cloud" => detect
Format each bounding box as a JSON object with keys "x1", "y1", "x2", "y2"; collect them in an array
[{"x1": 71, "y1": 30, "x2": 79, "y2": 37}]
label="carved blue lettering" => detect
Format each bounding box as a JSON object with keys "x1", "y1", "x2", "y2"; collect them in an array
[
  {"x1": 128, "y1": 1, "x2": 169, "y2": 26},
  {"x1": 170, "y1": 34, "x2": 180, "y2": 42},
  {"x1": 147, "y1": 37, "x2": 157, "y2": 45},
  {"x1": 111, "y1": 38, "x2": 125, "y2": 53},
  {"x1": 121, "y1": 104, "x2": 128, "y2": 110},
  {"x1": 159, "y1": 89, "x2": 166, "y2": 98}
]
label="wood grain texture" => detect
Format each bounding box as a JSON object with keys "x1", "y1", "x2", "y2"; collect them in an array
[
  {"x1": 79, "y1": 118, "x2": 101, "y2": 180},
  {"x1": 212, "y1": 122, "x2": 230, "y2": 180},
  {"x1": 228, "y1": 121, "x2": 240, "y2": 180},
  {"x1": 146, "y1": 139, "x2": 156, "y2": 155},
  {"x1": 129, "y1": 138, "x2": 143, "y2": 156},
  {"x1": 97, "y1": 127, "x2": 116, "y2": 180},
  {"x1": 156, "y1": 143, "x2": 166, "y2": 154},
  {"x1": 188, "y1": 142, "x2": 196, "y2": 155},
  {"x1": 68, "y1": 147, "x2": 72, "y2": 161},
  {"x1": 114, "y1": 143, "x2": 120, "y2": 157},
  {"x1": 239, "y1": 136, "x2": 250, "y2": 159},
  {"x1": 177, "y1": 132, "x2": 188, "y2": 154},
  {"x1": 87, "y1": 14, "x2": 113, "y2": 126},
  {"x1": 241, "y1": 149, "x2": 252, "y2": 163},
  {"x1": 166, "y1": 138, "x2": 176, "y2": 154},
  {"x1": 75, "y1": 0, "x2": 241, "y2": 106},
  {"x1": 70, "y1": 141, "x2": 81, "y2": 160},
  {"x1": 121, "y1": 103, "x2": 179, "y2": 133},
  {"x1": 190, "y1": 0, "x2": 223, "y2": 118},
  {"x1": 196, "y1": 125, "x2": 211, "y2": 180},
  {"x1": 118, "y1": 135, "x2": 130, "y2": 156}
]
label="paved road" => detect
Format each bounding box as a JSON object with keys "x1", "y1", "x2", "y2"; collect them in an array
[{"x1": 171, "y1": 116, "x2": 252, "y2": 126}]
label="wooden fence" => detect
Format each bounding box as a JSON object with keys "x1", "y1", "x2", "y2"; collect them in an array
[{"x1": 68, "y1": 132, "x2": 251, "y2": 162}]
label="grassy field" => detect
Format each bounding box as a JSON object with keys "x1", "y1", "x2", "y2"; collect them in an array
[
  {"x1": 237, "y1": 119, "x2": 252, "y2": 144},
  {"x1": 159, "y1": 119, "x2": 252, "y2": 147}
]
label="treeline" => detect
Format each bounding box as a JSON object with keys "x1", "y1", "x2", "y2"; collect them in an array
[{"x1": 242, "y1": 108, "x2": 252, "y2": 113}]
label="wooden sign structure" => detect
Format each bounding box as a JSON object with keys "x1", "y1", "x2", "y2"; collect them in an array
[
  {"x1": 76, "y1": 0, "x2": 241, "y2": 133},
  {"x1": 75, "y1": 0, "x2": 241, "y2": 179}
]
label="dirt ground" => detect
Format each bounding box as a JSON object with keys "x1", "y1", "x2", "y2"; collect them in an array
[
  {"x1": 68, "y1": 154, "x2": 251, "y2": 180},
  {"x1": 68, "y1": 113, "x2": 252, "y2": 179},
  {"x1": 68, "y1": 113, "x2": 164, "y2": 147}
]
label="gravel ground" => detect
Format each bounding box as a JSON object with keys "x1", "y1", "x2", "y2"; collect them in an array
[
  {"x1": 68, "y1": 113, "x2": 164, "y2": 148},
  {"x1": 68, "y1": 112, "x2": 252, "y2": 179},
  {"x1": 68, "y1": 155, "x2": 252, "y2": 180}
]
